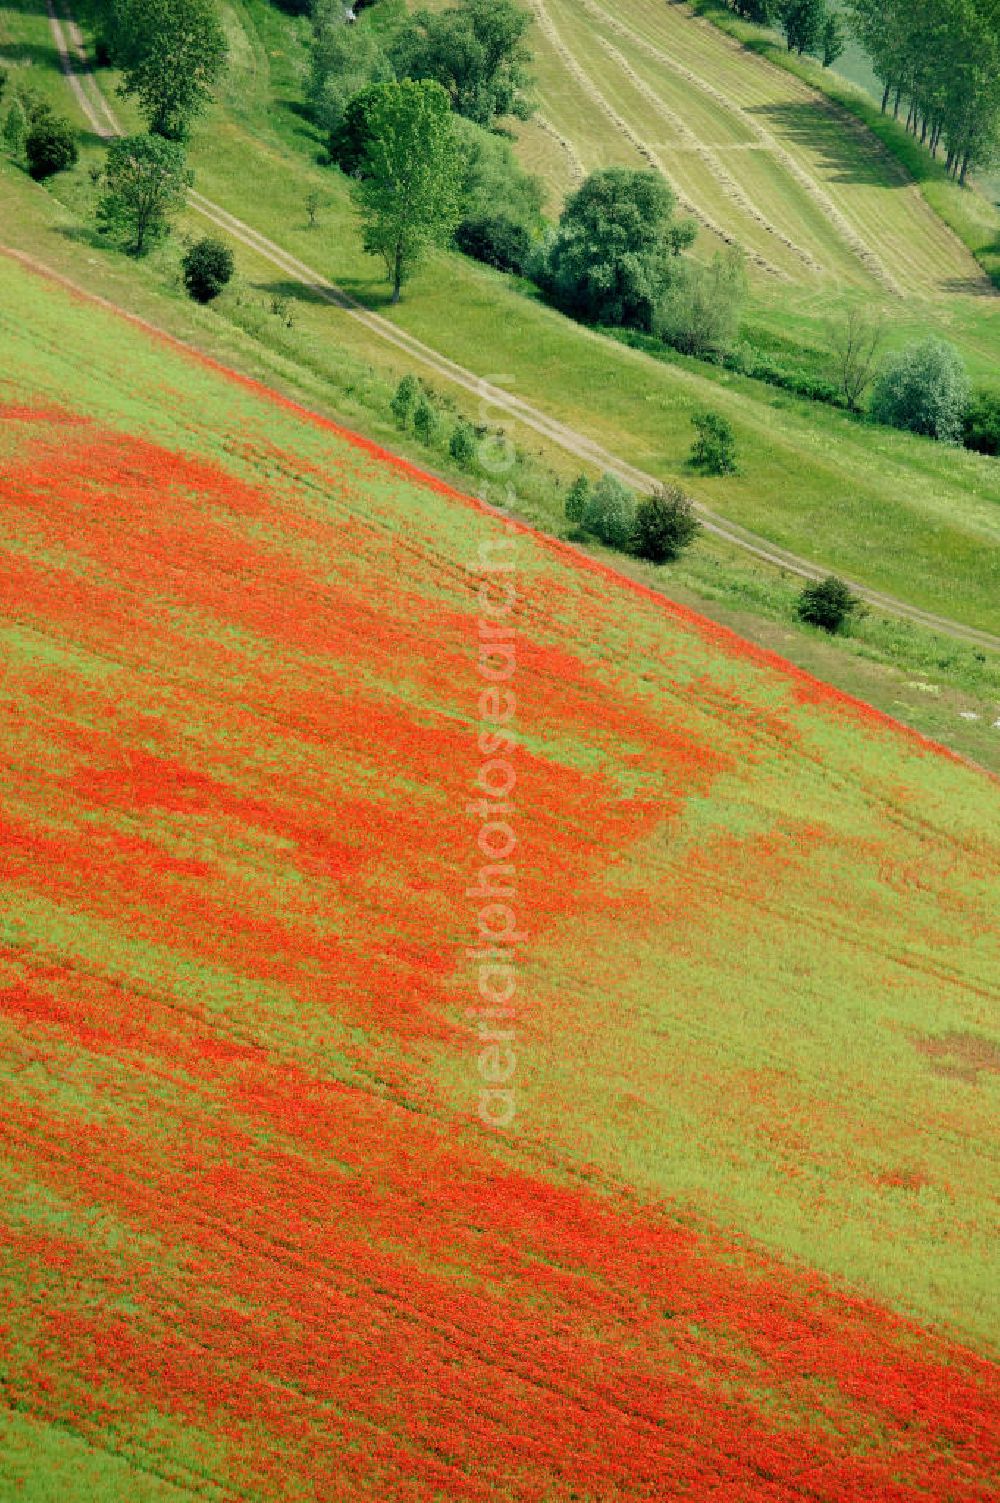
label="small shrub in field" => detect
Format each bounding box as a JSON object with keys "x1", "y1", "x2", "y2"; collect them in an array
[
  {"x1": 449, "y1": 420, "x2": 477, "y2": 466},
  {"x1": 870, "y1": 338, "x2": 970, "y2": 443},
  {"x1": 564, "y1": 474, "x2": 591, "y2": 526},
  {"x1": 690, "y1": 411, "x2": 738, "y2": 474},
  {"x1": 182, "y1": 238, "x2": 234, "y2": 303},
  {"x1": 413, "y1": 396, "x2": 442, "y2": 446},
  {"x1": 633, "y1": 484, "x2": 700, "y2": 563},
  {"x1": 796, "y1": 576, "x2": 860, "y2": 634},
  {"x1": 269, "y1": 293, "x2": 294, "y2": 327},
  {"x1": 391, "y1": 374, "x2": 421, "y2": 428},
  {"x1": 25, "y1": 111, "x2": 78, "y2": 180},
  {"x1": 583, "y1": 473, "x2": 636, "y2": 552},
  {"x1": 963, "y1": 390, "x2": 1000, "y2": 456}
]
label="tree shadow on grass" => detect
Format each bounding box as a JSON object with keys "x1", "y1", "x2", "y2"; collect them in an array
[
  {"x1": 747, "y1": 99, "x2": 905, "y2": 188},
  {"x1": 54, "y1": 222, "x2": 120, "y2": 254},
  {"x1": 248, "y1": 277, "x2": 399, "y2": 322}
]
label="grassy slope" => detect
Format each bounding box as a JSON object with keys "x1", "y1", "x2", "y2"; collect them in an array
[
  {"x1": 1, "y1": 250, "x2": 998, "y2": 1497},
  {"x1": 7, "y1": 0, "x2": 998, "y2": 638},
  {"x1": 4, "y1": 154, "x2": 1000, "y2": 771},
  {"x1": 3, "y1": 3, "x2": 1000, "y2": 767}
]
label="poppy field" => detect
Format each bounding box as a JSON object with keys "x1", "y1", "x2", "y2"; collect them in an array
[{"x1": 0, "y1": 249, "x2": 998, "y2": 1499}]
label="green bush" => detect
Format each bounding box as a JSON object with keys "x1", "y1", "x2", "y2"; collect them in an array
[
  {"x1": 3, "y1": 97, "x2": 27, "y2": 158},
  {"x1": 633, "y1": 484, "x2": 700, "y2": 563},
  {"x1": 655, "y1": 248, "x2": 747, "y2": 359},
  {"x1": 582, "y1": 473, "x2": 637, "y2": 551},
  {"x1": 690, "y1": 411, "x2": 738, "y2": 474},
  {"x1": 413, "y1": 395, "x2": 442, "y2": 445},
  {"x1": 870, "y1": 338, "x2": 970, "y2": 443},
  {"x1": 449, "y1": 420, "x2": 478, "y2": 466},
  {"x1": 182, "y1": 238, "x2": 234, "y2": 303},
  {"x1": 541, "y1": 169, "x2": 696, "y2": 331},
  {"x1": 564, "y1": 474, "x2": 591, "y2": 526},
  {"x1": 25, "y1": 111, "x2": 78, "y2": 180},
  {"x1": 963, "y1": 390, "x2": 1000, "y2": 457},
  {"x1": 391, "y1": 374, "x2": 421, "y2": 428},
  {"x1": 455, "y1": 214, "x2": 532, "y2": 275},
  {"x1": 796, "y1": 575, "x2": 860, "y2": 633}
]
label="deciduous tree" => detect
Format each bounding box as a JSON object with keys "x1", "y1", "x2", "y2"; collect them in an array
[
  {"x1": 541, "y1": 169, "x2": 695, "y2": 331},
  {"x1": 353, "y1": 80, "x2": 462, "y2": 303},
  {"x1": 116, "y1": 0, "x2": 227, "y2": 138},
  {"x1": 97, "y1": 134, "x2": 191, "y2": 255}
]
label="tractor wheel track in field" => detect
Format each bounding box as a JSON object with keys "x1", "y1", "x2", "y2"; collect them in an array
[{"x1": 37, "y1": 0, "x2": 1000, "y2": 654}]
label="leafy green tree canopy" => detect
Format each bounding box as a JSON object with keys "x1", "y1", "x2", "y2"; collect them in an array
[
  {"x1": 542, "y1": 168, "x2": 696, "y2": 331},
  {"x1": 690, "y1": 412, "x2": 738, "y2": 475},
  {"x1": 25, "y1": 110, "x2": 78, "y2": 180},
  {"x1": 633, "y1": 484, "x2": 700, "y2": 563},
  {"x1": 97, "y1": 133, "x2": 191, "y2": 255},
  {"x1": 308, "y1": 1, "x2": 394, "y2": 149},
  {"x1": 182, "y1": 236, "x2": 234, "y2": 301},
  {"x1": 353, "y1": 80, "x2": 463, "y2": 303},
  {"x1": 581, "y1": 473, "x2": 637, "y2": 552},
  {"x1": 116, "y1": 0, "x2": 227, "y2": 138},
  {"x1": 778, "y1": 0, "x2": 828, "y2": 55},
  {"x1": 870, "y1": 338, "x2": 971, "y2": 443},
  {"x1": 797, "y1": 576, "x2": 860, "y2": 633},
  {"x1": 391, "y1": 0, "x2": 534, "y2": 128}
]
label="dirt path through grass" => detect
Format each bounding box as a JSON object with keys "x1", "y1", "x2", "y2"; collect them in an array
[{"x1": 39, "y1": 0, "x2": 1000, "y2": 653}]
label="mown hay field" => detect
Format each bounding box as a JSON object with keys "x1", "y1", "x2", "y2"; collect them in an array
[{"x1": 519, "y1": 0, "x2": 989, "y2": 297}]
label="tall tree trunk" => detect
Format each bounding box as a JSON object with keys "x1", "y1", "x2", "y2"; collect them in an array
[
  {"x1": 920, "y1": 117, "x2": 928, "y2": 145},
  {"x1": 893, "y1": 89, "x2": 901, "y2": 118},
  {"x1": 959, "y1": 152, "x2": 970, "y2": 186},
  {"x1": 881, "y1": 82, "x2": 890, "y2": 114},
  {"x1": 391, "y1": 248, "x2": 402, "y2": 304}
]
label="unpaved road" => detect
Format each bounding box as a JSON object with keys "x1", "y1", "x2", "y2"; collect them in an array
[{"x1": 33, "y1": 0, "x2": 1000, "y2": 652}]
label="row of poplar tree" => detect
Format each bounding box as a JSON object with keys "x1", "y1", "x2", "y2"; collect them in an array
[
  {"x1": 846, "y1": 0, "x2": 1000, "y2": 183},
  {"x1": 726, "y1": 0, "x2": 1000, "y2": 185}
]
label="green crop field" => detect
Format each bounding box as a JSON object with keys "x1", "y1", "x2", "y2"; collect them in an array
[
  {"x1": 1, "y1": 244, "x2": 998, "y2": 1499},
  {"x1": 2, "y1": 1, "x2": 999, "y2": 1494}
]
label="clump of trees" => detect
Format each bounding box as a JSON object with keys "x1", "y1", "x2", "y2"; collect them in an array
[
  {"x1": 308, "y1": 0, "x2": 394, "y2": 152},
  {"x1": 845, "y1": 0, "x2": 1000, "y2": 183},
  {"x1": 310, "y1": 0, "x2": 544, "y2": 279},
  {"x1": 721, "y1": 1, "x2": 844, "y2": 67},
  {"x1": 537, "y1": 168, "x2": 696, "y2": 331},
  {"x1": 563, "y1": 472, "x2": 700, "y2": 564},
  {"x1": 715, "y1": 2, "x2": 999, "y2": 179},
  {"x1": 390, "y1": 0, "x2": 535, "y2": 129}
]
